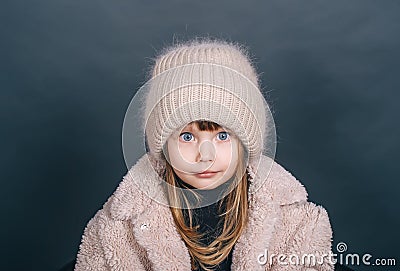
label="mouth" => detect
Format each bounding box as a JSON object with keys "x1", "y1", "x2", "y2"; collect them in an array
[{"x1": 195, "y1": 171, "x2": 219, "y2": 178}]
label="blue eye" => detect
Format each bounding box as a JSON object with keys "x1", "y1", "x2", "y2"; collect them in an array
[
  {"x1": 217, "y1": 132, "x2": 229, "y2": 141},
  {"x1": 180, "y1": 132, "x2": 194, "y2": 142}
]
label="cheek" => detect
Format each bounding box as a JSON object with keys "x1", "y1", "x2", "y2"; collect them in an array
[
  {"x1": 167, "y1": 140, "x2": 197, "y2": 172},
  {"x1": 216, "y1": 142, "x2": 238, "y2": 169},
  {"x1": 178, "y1": 143, "x2": 197, "y2": 161}
]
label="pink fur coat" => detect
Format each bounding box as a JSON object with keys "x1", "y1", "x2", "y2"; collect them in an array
[{"x1": 75, "y1": 155, "x2": 334, "y2": 271}]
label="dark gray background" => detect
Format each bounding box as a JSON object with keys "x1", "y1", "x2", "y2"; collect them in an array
[{"x1": 1, "y1": 0, "x2": 399, "y2": 270}]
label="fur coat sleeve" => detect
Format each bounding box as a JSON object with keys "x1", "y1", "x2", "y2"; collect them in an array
[{"x1": 75, "y1": 155, "x2": 334, "y2": 271}]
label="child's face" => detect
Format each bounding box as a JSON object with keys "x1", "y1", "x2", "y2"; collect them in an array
[{"x1": 166, "y1": 122, "x2": 239, "y2": 190}]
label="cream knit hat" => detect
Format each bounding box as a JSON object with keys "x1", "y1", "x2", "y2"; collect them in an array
[
  {"x1": 141, "y1": 40, "x2": 275, "y2": 166},
  {"x1": 121, "y1": 39, "x2": 277, "y2": 206}
]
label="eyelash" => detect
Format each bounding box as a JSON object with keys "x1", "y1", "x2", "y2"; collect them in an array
[{"x1": 179, "y1": 132, "x2": 230, "y2": 142}]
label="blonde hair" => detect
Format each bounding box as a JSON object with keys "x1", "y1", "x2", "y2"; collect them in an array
[{"x1": 164, "y1": 120, "x2": 249, "y2": 270}]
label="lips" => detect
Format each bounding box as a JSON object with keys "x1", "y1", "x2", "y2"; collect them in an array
[{"x1": 195, "y1": 171, "x2": 219, "y2": 178}]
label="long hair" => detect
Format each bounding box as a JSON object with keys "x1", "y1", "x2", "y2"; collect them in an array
[{"x1": 164, "y1": 120, "x2": 249, "y2": 271}]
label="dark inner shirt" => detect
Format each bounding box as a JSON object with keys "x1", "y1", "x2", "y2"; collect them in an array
[{"x1": 175, "y1": 175, "x2": 233, "y2": 271}]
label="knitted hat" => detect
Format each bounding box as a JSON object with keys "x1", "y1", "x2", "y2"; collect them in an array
[{"x1": 142, "y1": 40, "x2": 275, "y2": 166}]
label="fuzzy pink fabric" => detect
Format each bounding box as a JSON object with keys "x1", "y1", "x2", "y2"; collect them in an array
[{"x1": 75, "y1": 155, "x2": 334, "y2": 271}]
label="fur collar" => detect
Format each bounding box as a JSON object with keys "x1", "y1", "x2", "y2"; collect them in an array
[{"x1": 109, "y1": 153, "x2": 307, "y2": 223}]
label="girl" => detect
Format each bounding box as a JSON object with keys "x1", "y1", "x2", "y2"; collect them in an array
[{"x1": 75, "y1": 39, "x2": 334, "y2": 271}]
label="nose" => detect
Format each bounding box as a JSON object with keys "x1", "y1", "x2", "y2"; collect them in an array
[{"x1": 198, "y1": 140, "x2": 215, "y2": 162}]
